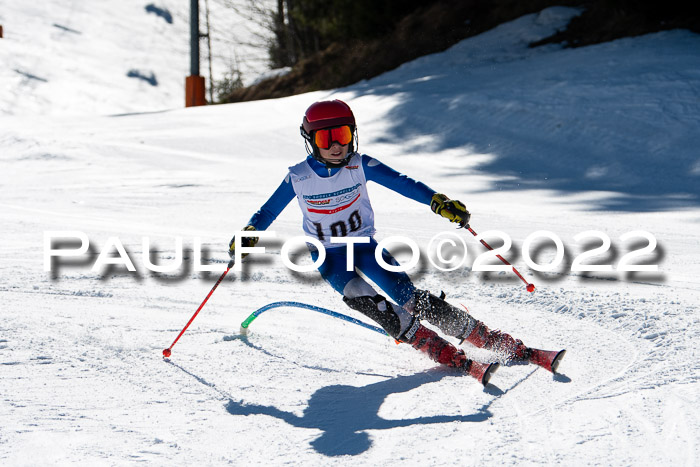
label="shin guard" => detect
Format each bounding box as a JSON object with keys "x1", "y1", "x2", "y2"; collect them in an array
[
  {"x1": 410, "y1": 290, "x2": 479, "y2": 339},
  {"x1": 343, "y1": 294, "x2": 401, "y2": 338}
]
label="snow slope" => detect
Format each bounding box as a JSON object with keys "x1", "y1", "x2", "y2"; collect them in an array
[
  {"x1": 0, "y1": 0, "x2": 272, "y2": 116},
  {"x1": 2, "y1": 5, "x2": 699, "y2": 466}
]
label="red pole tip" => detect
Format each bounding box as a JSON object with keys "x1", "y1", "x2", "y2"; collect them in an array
[
  {"x1": 162, "y1": 348, "x2": 172, "y2": 358},
  {"x1": 526, "y1": 284, "x2": 535, "y2": 293}
]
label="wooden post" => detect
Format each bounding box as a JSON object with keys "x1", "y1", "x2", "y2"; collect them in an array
[
  {"x1": 0, "y1": 25, "x2": 4, "y2": 38},
  {"x1": 185, "y1": 75, "x2": 207, "y2": 107}
]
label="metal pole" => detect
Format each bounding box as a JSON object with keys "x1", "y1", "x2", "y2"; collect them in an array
[
  {"x1": 203, "y1": 0, "x2": 214, "y2": 103},
  {"x1": 190, "y1": 0, "x2": 200, "y2": 76},
  {"x1": 466, "y1": 227, "x2": 536, "y2": 293},
  {"x1": 162, "y1": 260, "x2": 233, "y2": 358}
]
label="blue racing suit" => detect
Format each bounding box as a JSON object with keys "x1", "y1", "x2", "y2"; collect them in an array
[{"x1": 247, "y1": 153, "x2": 436, "y2": 313}]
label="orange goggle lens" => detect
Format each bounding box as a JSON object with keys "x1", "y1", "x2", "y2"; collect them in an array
[{"x1": 314, "y1": 125, "x2": 353, "y2": 149}]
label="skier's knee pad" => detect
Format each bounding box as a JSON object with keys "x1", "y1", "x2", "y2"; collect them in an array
[
  {"x1": 343, "y1": 294, "x2": 413, "y2": 339},
  {"x1": 409, "y1": 289, "x2": 478, "y2": 339},
  {"x1": 342, "y1": 277, "x2": 377, "y2": 299}
]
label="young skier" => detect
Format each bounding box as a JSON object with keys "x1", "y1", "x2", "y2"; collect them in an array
[{"x1": 229, "y1": 99, "x2": 564, "y2": 385}]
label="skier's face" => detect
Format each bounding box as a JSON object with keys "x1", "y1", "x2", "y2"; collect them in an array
[{"x1": 318, "y1": 141, "x2": 348, "y2": 164}]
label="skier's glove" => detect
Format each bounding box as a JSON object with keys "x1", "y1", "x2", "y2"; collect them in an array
[
  {"x1": 431, "y1": 193, "x2": 470, "y2": 228},
  {"x1": 228, "y1": 225, "x2": 259, "y2": 259}
]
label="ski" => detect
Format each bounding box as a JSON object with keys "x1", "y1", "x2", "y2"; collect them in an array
[
  {"x1": 468, "y1": 361, "x2": 500, "y2": 386},
  {"x1": 529, "y1": 348, "x2": 566, "y2": 373}
]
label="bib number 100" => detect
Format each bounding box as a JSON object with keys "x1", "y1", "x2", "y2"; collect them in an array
[{"x1": 313, "y1": 210, "x2": 362, "y2": 241}]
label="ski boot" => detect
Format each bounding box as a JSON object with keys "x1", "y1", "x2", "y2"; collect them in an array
[
  {"x1": 461, "y1": 321, "x2": 531, "y2": 362},
  {"x1": 410, "y1": 290, "x2": 564, "y2": 373},
  {"x1": 411, "y1": 290, "x2": 529, "y2": 361},
  {"x1": 463, "y1": 321, "x2": 566, "y2": 373},
  {"x1": 401, "y1": 320, "x2": 499, "y2": 386}
]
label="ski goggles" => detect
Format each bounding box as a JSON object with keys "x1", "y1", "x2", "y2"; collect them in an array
[{"x1": 313, "y1": 125, "x2": 353, "y2": 149}]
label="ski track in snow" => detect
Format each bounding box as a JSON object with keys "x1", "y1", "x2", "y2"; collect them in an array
[
  {"x1": 1, "y1": 237, "x2": 696, "y2": 464},
  {"x1": 1, "y1": 4, "x2": 699, "y2": 466}
]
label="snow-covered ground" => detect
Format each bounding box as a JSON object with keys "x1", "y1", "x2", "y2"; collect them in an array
[
  {"x1": 2, "y1": 4, "x2": 699, "y2": 465},
  {"x1": 0, "y1": 0, "x2": 273, "y2": 116}
]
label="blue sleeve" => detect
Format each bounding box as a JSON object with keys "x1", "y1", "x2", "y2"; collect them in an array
[
  {"x1": 362, "y1": 155, "x2": 436, "y2": 205},
  {"x1": 247, "y1": 175, "x2": 296, "y2": 230}
]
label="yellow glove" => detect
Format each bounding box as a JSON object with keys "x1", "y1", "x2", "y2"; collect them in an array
[
  {"x1": 228, "y1": 225, "x2": 258, "y2": 259},
  {"x1": 430, "y1": 193, "x2": 470, "y2": 228}
]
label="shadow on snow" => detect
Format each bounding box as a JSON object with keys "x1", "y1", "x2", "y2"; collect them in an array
[
  {"x1": 342, "y1": 31, "x2": 700, "y2": 212},
  {"x1": 224, "y1": 370, "x2": 493, "y2": 457}
]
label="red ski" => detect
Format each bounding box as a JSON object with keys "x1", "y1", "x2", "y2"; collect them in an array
[
  {"x1": 467, "y1": 361, "x2": 500, "y2": 386},
  {"x1": 529, "y1": 349, "x2": 566, "y2": 373}
]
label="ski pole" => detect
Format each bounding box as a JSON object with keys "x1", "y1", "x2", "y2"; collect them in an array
[
  {"x1": 466, "y1": 227, "x2": 535, "y2": 293},
  {"x1": 162, "y1": 259, "x2": 234, "y2": 357}
]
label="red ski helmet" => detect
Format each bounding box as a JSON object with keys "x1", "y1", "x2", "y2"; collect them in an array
[
  {"x1": 301, "y1": 99, "x2": 355, "y2": 135},
  {"x1": 300, "y1": 100, "x2": 357, "y2": 165}
]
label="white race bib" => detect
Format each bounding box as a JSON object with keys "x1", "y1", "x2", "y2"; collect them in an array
[{"x1": 289, "y1": 153, "x2": 376, "y2": 247}]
